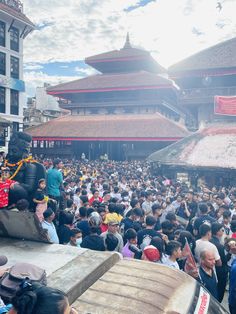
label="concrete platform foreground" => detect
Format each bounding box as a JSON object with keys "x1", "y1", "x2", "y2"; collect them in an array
[{"x1": 0, "y1": 238, "x2": 121, "y2": 304}]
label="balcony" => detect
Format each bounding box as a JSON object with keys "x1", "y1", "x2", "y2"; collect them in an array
[
  {"x1": 180, "y1": 86, "x2": 236, "y2": 105},
  {"x1": 0, "y1": 0, "x2": 23, "y2": 12}
]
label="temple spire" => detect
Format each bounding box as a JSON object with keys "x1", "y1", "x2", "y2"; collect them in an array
[{"x1": 123, "y1": 32, "x2": 131, "y2": 49}]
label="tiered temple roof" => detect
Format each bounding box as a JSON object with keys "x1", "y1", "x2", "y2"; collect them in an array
[
  {"x1": 26, "y1": 113, "x2": 189, "y2": 141},
  {"x1": 169, "y1": 37, "x2": 236, "y2": 77}
]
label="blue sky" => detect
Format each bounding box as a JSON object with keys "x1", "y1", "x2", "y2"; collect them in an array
[{"x1": 22, "y1": 0, "x2": 236, "y2": 97}]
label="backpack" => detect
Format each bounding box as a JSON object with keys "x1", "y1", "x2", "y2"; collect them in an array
[{"x1": 0, "y1": 262, "x2": 47, "y2": 302}]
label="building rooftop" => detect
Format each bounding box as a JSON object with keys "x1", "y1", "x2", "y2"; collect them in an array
[
  {"x1": 0, "y1": 0, "x2": 34, "y2": 27},
  {"x1": 148, "y1": 124, "x2": 236, "y2": 170},
  {"x1": 47, "y1": 71, "x2": 175, "y2": 96},
  {"x1": 26, "y1": 113, "x2": 189, "y2": 141},
  {"x1": 169, "y1": 37, "x2": 236, "y2": 75},
  {"x1": 85, "y1": 34, "x2": 166, "y2": 74}
]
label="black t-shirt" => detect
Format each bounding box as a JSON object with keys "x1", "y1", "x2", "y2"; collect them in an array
[
  {"x1": 58, "y1": 225, "x2": 72, "y2": 244},
  {"x1": 34, "y1": 189, "x2": 45, "y2": 201},
  {"x1": 199, "y1": 267, "x2": 218, "y2": 300},
  {"x1": 81, "y1": 234, "x2": 105, "y2": 251},
  {"x1": 193, "y1": 215, "x2": 216, "y2": 233},
  {"x1": 77, "y1": 220, "x2": 90, "y2": 238},
  {"x1": 137, "y1": 228, "x2": 162, "y2": 247}
]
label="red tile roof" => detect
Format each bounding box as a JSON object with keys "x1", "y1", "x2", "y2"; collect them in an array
[
  {"x1": 148, "y1": 124, "x2": 236, "y2": 169},
  {"x1": 26, "y1": 113, "x2": 189, "y2": 140},
  {"x1": 47, "y1": 71, "x2": 175, "y2": 95},
  {"x1": 169, "y1": 37, "x2": 236, "y2": 74},
  {"x1": 0, "y1": 3, "x2": 34, "y2": 27}
]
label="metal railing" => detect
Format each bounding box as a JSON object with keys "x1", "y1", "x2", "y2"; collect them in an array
[{"x1": 0, "y1": 0, "x2": 23, "y2": 12}]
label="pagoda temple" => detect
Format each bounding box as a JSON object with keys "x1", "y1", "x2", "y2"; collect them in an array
[{"x1": 27, "y1": 35, "x2": 189, "y2": 160}]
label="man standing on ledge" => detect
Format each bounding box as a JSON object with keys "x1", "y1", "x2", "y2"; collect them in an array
[{"x1": 47, "y1": 159, "x2": 63, "y2": 211}]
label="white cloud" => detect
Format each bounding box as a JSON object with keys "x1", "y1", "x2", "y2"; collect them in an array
[
  {"x1": 74, "y1": 67, "x2": 98, "y2": 76},
  {"x1": 22, "y1": 0, "x2": 236, "y2": 67},
  {"x1": 24, "y1": 63, "x2": 44, "y2": 70},
  {"x1": 21, "y1": 0, "x2": 236, "y2": 94},
  {"x1": 24, "y1": 71, "x2": 80, "y2": 97}
]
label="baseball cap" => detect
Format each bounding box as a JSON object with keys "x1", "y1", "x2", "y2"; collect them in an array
[{"x1": 143, "y1": 245, "x2": 160, "y2": 262}]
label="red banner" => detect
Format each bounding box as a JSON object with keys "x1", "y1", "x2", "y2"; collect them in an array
[{"x1": 214, "y1": 95, "x2": 236, "y2": 115}]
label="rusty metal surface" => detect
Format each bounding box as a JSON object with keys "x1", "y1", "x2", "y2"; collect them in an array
[{"x1": 0, "y1": 210, "x2": 50, "y2": 243}]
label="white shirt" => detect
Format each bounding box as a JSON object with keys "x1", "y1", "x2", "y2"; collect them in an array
[
  {"x1": 194, "y1": 239, "x2": 220, "y2": 263},
  {"x1": 162, "y1": 255, "x2": 180, "y2": 270}
]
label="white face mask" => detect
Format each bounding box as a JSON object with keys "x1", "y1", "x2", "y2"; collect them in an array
[{"x1": 76, "y1": 238, "x2": 82, "y2": 247}]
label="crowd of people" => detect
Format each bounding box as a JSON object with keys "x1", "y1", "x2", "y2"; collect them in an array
[{"x1": 1, "y1": 157, "x2": 236, "y2": 313}]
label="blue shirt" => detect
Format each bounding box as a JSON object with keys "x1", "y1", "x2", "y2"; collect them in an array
[
  {"x1": 42, "y1": 220, "x2": 59, "y2": 244},
  {"x1": 229, "y1": 258, "x2": 236, "y2": 307},
  {"x1": 47, "y1": 168, "x2": 63, "y2": 197}
]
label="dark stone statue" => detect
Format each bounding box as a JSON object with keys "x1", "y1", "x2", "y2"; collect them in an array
[{"x1": 5, "y1": 132, "x2": 46, "y2": 206}]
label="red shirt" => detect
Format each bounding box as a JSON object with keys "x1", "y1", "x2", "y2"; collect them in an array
[
  {"x1": 232, "y1": 233, "x2": 236, "y2": 239},
  {"x1": 0, "y1": 179, "x2": 15, "y2": 208},
  {"x1": 89, "y1": 196, "x2": 103, "y2": 205}
]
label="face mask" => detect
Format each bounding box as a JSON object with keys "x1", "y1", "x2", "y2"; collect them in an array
[{"x1": 76, "y1": 238, "x2": 82, "y2": 247}]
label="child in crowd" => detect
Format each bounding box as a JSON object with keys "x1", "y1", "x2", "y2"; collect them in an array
[
  {"x1": 0, "y1": 167, "x2": 17, "y2": 209},
  {"x1": 33, "y1": 179, "x2": 48, "y2": 222},
  {"x1": 122, "y1": 228, "x2": 138, "y2": 258}
]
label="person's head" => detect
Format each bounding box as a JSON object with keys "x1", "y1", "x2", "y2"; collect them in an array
[
  {"x1": 107, "y1": 220, "x2": 119, "y2": 234},
  {"x1": 59, "y1": 212, "x2": 74, "y2": 226},
  {"x1": 113, "y1": 186, "x2": 119, "y2": 194},
  {"x1": 231, "y1": 220, "x2": 236, "y2": 233},
  {"x1": 16, "y1": 199, "x2": 29, "y2": 211},
  {"x1": 88, "y1": 212, "x2": 101, "y2": 233},
  {"x1": 150, "y1": 237, "x2": 164, "y2": 258},
  {"x1": 199, "y1": 223, "x2": 212, "y2": 240},
  {"x1": 216, "y1": 193, "x2": 225, "y2": 206},
  {"x1": 69, "y1": 228, "x2": 82, "y2": 247},
  {"x1": 145, "y1": 191, "x2": 153, "y2": 202},
  {"x1": 223, "y1": 210, "x2": 231, "y2": 225},
  {"x1": 166, "y1": 212, "x2": 177, "y2": 225},
  {"x1": 10, "y1": 281, "x2": 75, "y2": 314},
  {"x1": 198, "y1": 203, "x2": 208, "y2": 215},
  {"x1": 130, "y1": 198, "x2": 140, "y2": 209},
  {"x1": 178, "y1": 231, "x2": 196, "y2": 252},
  {"x1": 151, "y1": 204, "x2": 162, "y2": 218},
  {"x1": 161, "y1": 220, "x2": 175, "y2": 238},
  {"x1": 66, "y1": 199, "x2": 74, "y2": 209},
  {"x1": 92, "y1": 190, "x2": 99, "y2": 199},
  {"x1": 200, "y1": 250, "x2": 215, "y2": 271},
  {"x1": 38, "y1": 179, "x2": 46, "y2": 190},
  {"x1": 225, "y1": 238, "x2": 236, "y2": 255},
  {"x1": 211, "y1": 222, "x2": 224, "y2": 240},
  {"x1": 79, "y1": 206, "x2": 87, "y2": 219},
  {"x1": 165, "y1": 240, "x2": 182, "y2": 259},
  {"x1": 142, "y1": 245, "x2": 160, "y2": 262},
  {"x1": 145, "y1": 215, "x2": 156, "y2": 229},
  {"x1": 53, "y1": 159, "x2": 63, "y2": 169},
  {"x1": 202, "y1": 193, "x2": 210, "y2": 202},
  {"x1": 43, "y1": 208, "x2": 55, "y2": 222},
  {"x1": 105, "y1": 233, "x2": 119, "y2": 251},
  {"x1": 98, "y1": 207, "x2": 106, "y2": 222},
  {"x1": 1, "y1": 167, "x2": 10, "y2": 180},
  {"x1": 125, "y1": 228, "x2": 137, "y2": 245},
  {"x1": 132, "y1": 208, "x2": 143, "y2": 221}
]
